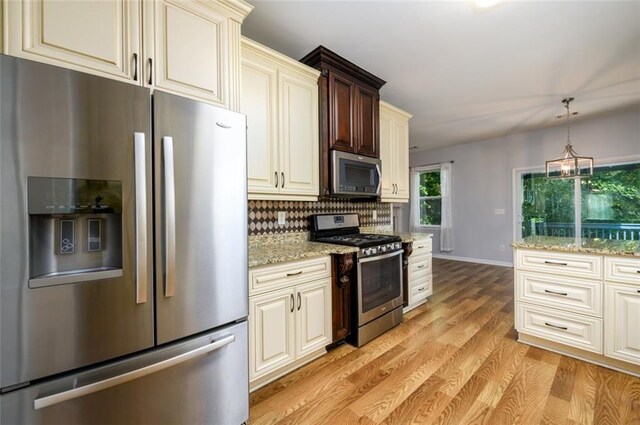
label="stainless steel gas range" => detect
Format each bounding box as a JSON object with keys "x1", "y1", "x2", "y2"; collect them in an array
[{"x1": 310, "y1": 214, "x2": 403, "y2": 346}]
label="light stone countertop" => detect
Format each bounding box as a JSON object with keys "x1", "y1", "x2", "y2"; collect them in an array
[
  {"x1": 360, "y1": 226, "x2": 434, "y2": 243},
  {"x1": 512, "y1": 236, "x2": 640, "y2": 257},
  {"x1": 248, "y1": 232, "x2": 358, "y2": 268}
]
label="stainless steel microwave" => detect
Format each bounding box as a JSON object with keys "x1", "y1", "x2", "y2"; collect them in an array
[{"x1": 331, "y1": 150, "x2": 381, "y2": 197}]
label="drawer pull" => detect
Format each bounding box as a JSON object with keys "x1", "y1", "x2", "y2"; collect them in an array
[
  {"x1": 286, "y1": 271, "x2": 303, "y2": 277},
  {"x1": 637, "y1": 270, "x2": 640, "y2": 274},
  {"x1": 417, "y1": 287, "x2": 425, "y2": 292},
  {"x1": 544, "y1": 289, "x2": 568, "y2": 296},
  {"x1": 417, "y1": 246, "x2": 425, "y2": 249},
  {"x1": 544, "y1": 261, "x2": 568, "y2": 266},
  {"x1": 544, "y1": 322, "x2": 568, "y2": 331},
  {"x1": 417, "y1": 265, "x2": 425, "y2": 269},
  {"x1": 637, "y1": 290, "x2": 640, "y2": 294}
]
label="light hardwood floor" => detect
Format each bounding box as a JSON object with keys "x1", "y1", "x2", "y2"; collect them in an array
[{"x1": 249, "y1": 258, "x2": 640, "y2": 425}]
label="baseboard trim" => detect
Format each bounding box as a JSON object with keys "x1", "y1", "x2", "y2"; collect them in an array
[{"x1": 432, "y1": 254, "x2": 513, "y2": 268}]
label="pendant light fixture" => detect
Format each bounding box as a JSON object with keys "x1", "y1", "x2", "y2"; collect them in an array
[{"x1": 545, "y1": 97, "x2": 594, "y2": 178}]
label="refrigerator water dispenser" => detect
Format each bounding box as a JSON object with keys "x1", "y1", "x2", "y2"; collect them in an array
[{"x1": 27, "y1": 177, "x2": 123, "y2": 288}]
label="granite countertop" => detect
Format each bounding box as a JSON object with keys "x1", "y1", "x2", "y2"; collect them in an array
[
  {"x1": 360, "y1": 226, "x2": 434, "y2": 243},
  {"x1": 249, "y1": 233, "x2": 358, "y2": 268},
  {"x1": 512, "y1": 236, "x2": 640, "y2": 257}
]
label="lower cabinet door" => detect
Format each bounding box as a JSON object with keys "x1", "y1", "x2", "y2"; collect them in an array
[
  {"x1": 295, "y1": 278, "x2": 332, "y2": 358},
  {"x1": 249, "y1": 287, "x2": 296, "y2": 380},
  {"x1": 605, "y1": 284, "x2": 640, "y2": 365}
]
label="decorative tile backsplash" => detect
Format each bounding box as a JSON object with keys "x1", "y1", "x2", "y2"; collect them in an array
[{"x1": 248, "y1": 199, "x2": 392, "y2": 235}]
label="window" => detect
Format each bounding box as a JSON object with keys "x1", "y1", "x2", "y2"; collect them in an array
[
  {"x1": 518, "y1": 161, "x2": 640, "y2": 240},
  {"x1": 418, "y1": 169, "x2": 441, "y2": 226}
]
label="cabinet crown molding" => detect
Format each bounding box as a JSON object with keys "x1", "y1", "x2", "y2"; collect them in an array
[
  {"x1": 242, "y1": 37, "x2": 320, "y2": 79},
  {"x1": 300, "y1": 45, "x2": 386, "y2": 90},
  {"x1": 199, "y1": 0, "x2": 254, "y2": 22},
  {"x1": 380, "y1": 100, "x2": 413, "y2": 120}
]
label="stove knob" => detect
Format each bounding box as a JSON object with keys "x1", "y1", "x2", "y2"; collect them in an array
[
  {"x1": 371, "y1": 247, "x2": 378, "y2": 254},
  {"x1": 363, "y1": 248, "x2": 371, "y2": 256},
  {"x1": 380, "y1": 245, "x2": 387, "y2": 253},
  {"x1": 388, "y1": 244, "x2": 394, "y2": 251},
  {"x1": 396, "y1": 242, "x2": 401, "y2": 249}
]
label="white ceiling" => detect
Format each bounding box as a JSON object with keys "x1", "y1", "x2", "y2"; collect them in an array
[{"x1": 242, "y1": 0, "x2": 640, "y2": 151}]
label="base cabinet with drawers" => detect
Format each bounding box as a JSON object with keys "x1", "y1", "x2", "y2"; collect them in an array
[
  {"x1": 403, "y1": 236, "x2": 433, "y2": 313},
  {"x1": 248, "y1": 256, "x2": 332, "y2": 391},
  {"x1": 514, "y1": 248, "x2": 640, "y2": 376}
]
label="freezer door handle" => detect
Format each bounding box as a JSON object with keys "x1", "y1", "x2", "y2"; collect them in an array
[
  {"x1": 134, "y1": 132, "x2": 148, "y2": 304},
  {"x1": 163, "y1": 136, "x2": 176, "y2": 298},
  {"x1": 33, "y1": 334, "x2": 236, "y2": 410}
]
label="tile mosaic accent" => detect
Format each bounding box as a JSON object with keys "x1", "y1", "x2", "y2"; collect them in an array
[{"x1": 248, "y1": 199, "x2": 392, "y2": 235}]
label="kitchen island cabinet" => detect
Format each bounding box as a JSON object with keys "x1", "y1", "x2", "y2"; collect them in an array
[{"x1": 512, "y1": 237, "x2": 640, "y2": 376}]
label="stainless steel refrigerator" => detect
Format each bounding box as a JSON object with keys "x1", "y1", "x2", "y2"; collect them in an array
[{"x1": 0, "y1": 55, "x2": 249, "y2": 424}]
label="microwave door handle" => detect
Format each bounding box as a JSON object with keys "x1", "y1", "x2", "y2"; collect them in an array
[
  {"x1": 163, "y1": 136, "x2": 176, "y2": 298},
  {"x1": 375, "y1": 163, "x2": 382, "y2": 195}
]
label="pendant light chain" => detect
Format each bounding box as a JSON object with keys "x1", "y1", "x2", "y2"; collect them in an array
[{"x1": 566, "y1": 99, "x2": 571, "y2": 146}]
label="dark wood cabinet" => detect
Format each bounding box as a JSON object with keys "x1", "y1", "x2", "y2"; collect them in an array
[
  {"x1": 330, "y1": 252, "x2": 355, "y2": 344},
  {"x1": 328, "y1": 70, "x2": 355, "y2": 152},
  {"x1": 355, "y1": 85, "x2": 379, "y2": 157},
  {"x1": 301, "y1": 46, "x2": 385, "y2": 197}
]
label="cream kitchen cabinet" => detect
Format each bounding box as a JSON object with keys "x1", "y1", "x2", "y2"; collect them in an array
[
  {"x1": 242, "y1": 37, "x2": 320, "y2": 201},
  {"x1": 404, "y1": 236, "x2": 433, "y2": 313},
  {"x1": 514, "y1": 247, "x2": 640, "y2": 376},
  {"x1": 3, "y1": 0, "x2": 252, "y2": 110},
  {"x1": 605, "y1": 283, "x2": 640, "y2": 365},
  {"x1": 380, "y1": 101, "x2": 412, "y2": 203},
  {"x1": 3, "y1": 0, "x2": 141, "y2": 82},
  {"x1": 249, "y1": 256, "x2": 331, "y2": 391}
]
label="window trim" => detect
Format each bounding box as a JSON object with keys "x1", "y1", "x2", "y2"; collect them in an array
[
  {"x1": 512, "y1": 154, "x2": 640, "y2": 241},
  {"x1": 415, "y1": 167, "x2": 442, "y2": 228}
]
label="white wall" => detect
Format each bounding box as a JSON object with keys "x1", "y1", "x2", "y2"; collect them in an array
[{"x1": 402, "y1": 107, "x2": 640, "y2": 266}]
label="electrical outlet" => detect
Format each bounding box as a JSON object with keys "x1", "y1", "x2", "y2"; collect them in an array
[
  {"x1": 372, "y1": 210, "x2": 377, "y2": 220},
  {"x1": 499, "y1": 244, "x2": 506, "y2": 251},
  {"x1": 277, "y1": 211, "x2": 286, "y2": 225}
]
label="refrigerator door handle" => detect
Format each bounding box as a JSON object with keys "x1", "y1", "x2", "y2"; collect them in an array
[
  {"x1": 33, "y1": 334, "x2": 236, "y2": 410},
  {"x1": 163, "y1": 136, "x2": 176, "y2": 298},
  {"x1": 134, "y1": 132, "x2": 148, "y2": 304}
]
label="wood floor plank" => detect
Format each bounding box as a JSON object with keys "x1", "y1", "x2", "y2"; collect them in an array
[
  {"x1": 486, "y1": 356, "x2": 558, "y2": 424},
  {"x1": 248, "y1": 258, "x2": 640, "y2": 425}
]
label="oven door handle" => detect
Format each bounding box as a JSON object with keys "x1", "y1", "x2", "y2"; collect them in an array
[{"x1": 358, "y1": 249, "x2": 403, "y2": 264}]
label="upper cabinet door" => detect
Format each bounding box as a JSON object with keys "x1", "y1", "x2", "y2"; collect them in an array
[
  {"x1": 328, "y1": 70, "x2": 356, "y2": 153},
  {"x1": 242, "y1": 52, "x2": 279, "y2": 195},
  {"x1": 5, "y1": 0, "x2": 141, "y2": 82},
  {"x1": 379, "y1": 110, "x2": 394, "y2": 198},
  {"x1": 145, "y1": 0, "x2": 227, "y2": 106},
  {"x1": 355, "y1": 86, "x2": 379, "y2": 157},
  {"x1": 279, "y1": 69, "x2": 320, "y2": 197},
  {"x1": 393, "y1": 120, "x2": 410, "y2": 200}
]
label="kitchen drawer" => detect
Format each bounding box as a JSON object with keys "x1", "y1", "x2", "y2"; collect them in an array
[
  {"x1": 604, "y1": 256, "x2": 640, "y2": 286},
  {"x1": 409, "y1": 277, "x2": 432, "y2": 303},
  {"x1": 249, "y1": 256, "x2": 331, "y2": 296},
  {"x1": 517, "y1": 303, "x2": 603, "y2": 354},
  {"x1": 516, "y1": 249, "x2": 602, "y2": 280},
  {"x1": 409, "y1": 256, "x2": 432, "y2": 277},
  {"x1": 517, "y1": 271, "x2": 602, "y2": 317},
  {"x1": 412, "y1": 238, "x2": 432, "y2": 257}
]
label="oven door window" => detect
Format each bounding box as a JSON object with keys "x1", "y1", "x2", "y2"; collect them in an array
[{"x1": 360, "y1": 252, "x2": 402, "y2": 315}]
